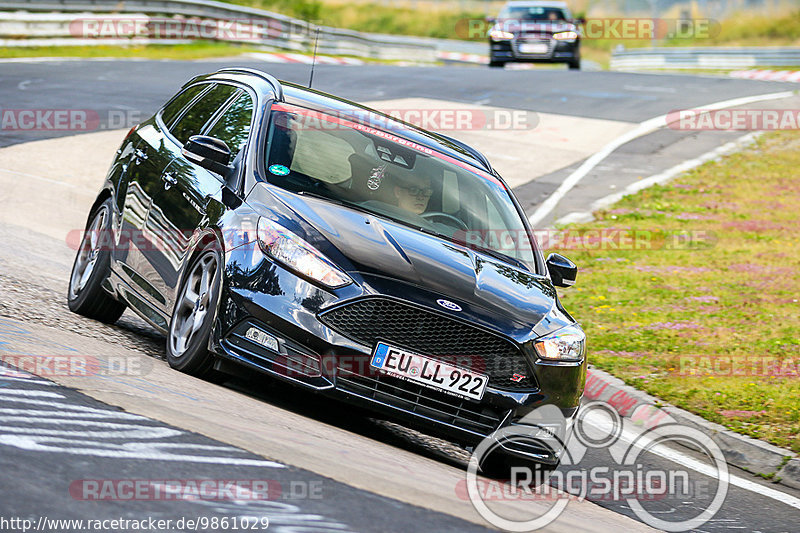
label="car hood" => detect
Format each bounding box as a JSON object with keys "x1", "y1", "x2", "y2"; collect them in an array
[{"x1": 255, "y1": 185, "x2": 556, "y2": 329}]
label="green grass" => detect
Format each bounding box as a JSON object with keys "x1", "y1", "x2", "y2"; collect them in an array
[
  {"x1": 552, "y1": 131, "x2": 800, "y2": 452},
  {"x1": 225, "y1": 0, "x2": 486, "y2": 40},
  {"x1": 692, "y1": 8, "x2": 800, "y2": 46},
  {"x1": 220, "y1": 1, "x2": 800, "y2": 65},
  {"x1": 4, "y1": 1, "x2": 798, "y2": 67},
  {"x1": 0, "y1": 41, "x2": 266, "y2": 60}
]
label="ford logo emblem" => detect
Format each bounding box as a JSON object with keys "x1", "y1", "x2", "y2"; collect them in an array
[{"x1": 436, "y1": 299, "x2": 462, "y2": 312}]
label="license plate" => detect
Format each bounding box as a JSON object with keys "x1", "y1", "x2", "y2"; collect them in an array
[
  {"x1": 370, "y1": 342, "x2": 488, "y2": 401},
  {"x1": 519, "y1": 43, "x2": 548, "y2": 54}
]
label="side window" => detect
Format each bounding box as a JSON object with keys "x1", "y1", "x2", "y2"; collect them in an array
[
  {"x1": 204, "y1": 91, "x2": 254, "y2": 159},
  {"x1": 160, "y1": 84, "x2": 208, "y2": 128},
  {"x1": 170, "y1": 84, "x2": 238, "y2": 146}
]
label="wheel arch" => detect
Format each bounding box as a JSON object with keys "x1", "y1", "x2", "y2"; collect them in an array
[
  {"x1": 170, "y1": 226, "x2": 227, "y2": 355},
  {"x1": 85, "y1": 188, "x2": 114, "y2": 229},
  {"x1": 173, "y1": 227, "x2": 227, "y2": 309}
]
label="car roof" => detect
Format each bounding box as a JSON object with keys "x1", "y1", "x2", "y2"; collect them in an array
[{"x1": 195, "y1": 68, "x2": 494, "y2": 174}]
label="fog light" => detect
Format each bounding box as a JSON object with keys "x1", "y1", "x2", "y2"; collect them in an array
[{"x1": 245, "y1": 327, "x2": 279, "y2": 352}]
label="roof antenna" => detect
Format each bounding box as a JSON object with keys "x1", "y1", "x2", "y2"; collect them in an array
[{"x1": 308, "y1": 25, "x2": 321, "y2": 89}]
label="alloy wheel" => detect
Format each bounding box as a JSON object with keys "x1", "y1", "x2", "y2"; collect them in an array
[{"x1": 169, "y1": 253, "x2": 218, "y2": 357}]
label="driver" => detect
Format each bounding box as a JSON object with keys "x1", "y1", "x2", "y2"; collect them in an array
[{"x1": 394, "y1": 174, "x2": 433, "y2": 215}]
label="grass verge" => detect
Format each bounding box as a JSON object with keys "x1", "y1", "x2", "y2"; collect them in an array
[
  {"x1": 225, "y1": 0, "x2": 487, "y2": 39},
  {"x1": 553, "y1": 131, "x2": 800, "y2": 453},
  {"x1": 0, "y1": 41, "x2": 266, "y2": 60}
]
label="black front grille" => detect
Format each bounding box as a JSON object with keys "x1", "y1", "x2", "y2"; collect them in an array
[
  {"x1": 319, "y1": 297, "x2": 536, "y2": 391},
  {"x1": 336, "y1": 365, "x2": 503, "y2": 436}
]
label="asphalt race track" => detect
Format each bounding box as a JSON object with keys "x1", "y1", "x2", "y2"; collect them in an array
[{"x1": 1, "y1": 59, "x2": 799, "y2": 532}]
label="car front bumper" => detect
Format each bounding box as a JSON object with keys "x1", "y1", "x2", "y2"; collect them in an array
[
  {"x1": 490, "y1": 38, "x2": 579, "y2": 63},
  {"x1": 210, "y1": 245, "x2": 586, "y2": 461}
]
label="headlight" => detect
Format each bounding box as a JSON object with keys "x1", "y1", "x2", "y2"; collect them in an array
[
  {"x1": 257, "y1": 218, "x2": 351, "y2": 288},
  {"x1": 553, "y1": 31, "x2": 578, "y2": 41},
  {"x1": 489, "y1": 29, "x2": 515, "y2": 40},
  {"x1": 534, "y1": 324, "x2": 585, "y2": 361}
]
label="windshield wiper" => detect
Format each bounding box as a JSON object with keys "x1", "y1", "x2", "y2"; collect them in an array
[
  {"x1": 470, "y1": 246, "x2": 530, "y2": 272},
  {"x1": 297, "y1": 190, "x2": 374, "y2": 216}
]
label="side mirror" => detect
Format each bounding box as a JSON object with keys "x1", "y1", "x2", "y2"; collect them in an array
[
  {"x1": 546, "y1": 253, "x2": 577, "y2": 288},
  {"x1": 574, "y1": 17, "x2": 586, "y2": 25},
  {"x1": 183, "y1": 135, "x2": 232, "y2": 177}
]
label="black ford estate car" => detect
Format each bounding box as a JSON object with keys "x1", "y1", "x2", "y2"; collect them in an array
[{"x1": 68, "y1": 68, "x2": 586, "y2": 472}]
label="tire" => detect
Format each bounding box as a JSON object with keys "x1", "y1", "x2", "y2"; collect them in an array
[
  {"x1": 166, "y1": 245, "x2": 226, "y2": 382},
  {"x1": 67, "y1": 198, "x2": 126, "y2": 323},
  {"x1": 489, "y1": 60, "x2": 506, "y2": 68},
  {"x1": 568, "y1": 59, "x2": 581, "y2": 70}
]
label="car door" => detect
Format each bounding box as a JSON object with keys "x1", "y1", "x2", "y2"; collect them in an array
[
  {"x1": 143, "y1": 84, "x2": 252, "y2": 314},
  {"x1": 113, "y1": 83, "x2": 210, "y2": 304}
]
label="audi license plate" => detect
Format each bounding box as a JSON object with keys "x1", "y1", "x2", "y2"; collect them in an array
[
  {"x1": 370, "y1": 342, "x2": 488, "y2": 400},
  {"x1": 519, "y1": 43, "x2": 548, "y2": 54}
]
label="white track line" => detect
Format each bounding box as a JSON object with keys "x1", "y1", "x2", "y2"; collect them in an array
[
  {"x1": 585, "y1": 410, "x2": 800, "y2": 511},
  {"x1": 528, "y1": 90, "x2": 796, "y2": 227},
  {"x1": 554, "y1": 132, "x2": 762, "y2": 226}
]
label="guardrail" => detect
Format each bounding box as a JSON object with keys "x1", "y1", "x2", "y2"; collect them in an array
[
  {"x1": 611, "y1": 46, "x2": 800, "y2": 70},
  {"x1": 0, "y1": 0, "x2": 486, "y2": 60}
]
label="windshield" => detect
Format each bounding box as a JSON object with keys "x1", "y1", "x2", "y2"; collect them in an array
[
  {"x1": 498, "y1": 6, "x2": 570, "y2": 21},
  {"x1": 263, "y1": 103, "x2": 538, "y2": 272}
]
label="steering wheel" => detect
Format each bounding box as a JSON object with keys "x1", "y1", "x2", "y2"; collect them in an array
[{"x1": 422, "y1": 211, "x2": 468, "y2": 231}]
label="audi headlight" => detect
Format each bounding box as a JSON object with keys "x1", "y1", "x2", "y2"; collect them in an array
[
  {"x1": 489, "y1": 29, "x2": 515, "y2": 40},
  {"x1": 534, "y1": 324, "x2": 585, "y2": 361},
  {"x1": 553, "y1": 31, "x2": 578, "y2": 41},
  {"x1": 257, "y1": 218, "x2": 351, "y2": 288}
]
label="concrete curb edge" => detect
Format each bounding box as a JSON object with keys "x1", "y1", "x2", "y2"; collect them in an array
[{"x1": 584, "y1": 366, "x2": 800, "y2": 490}]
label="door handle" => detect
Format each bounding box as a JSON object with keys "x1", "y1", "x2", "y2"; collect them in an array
[
  {"x1": 163, "y1": 172, "x2": 178, "y2": 190},
  {"x1": 133, "y1": 148, "x2": 148, "y2": 164}
]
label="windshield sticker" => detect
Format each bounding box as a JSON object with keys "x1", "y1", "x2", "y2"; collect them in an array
[
  {"x1": 268, "y1": 164, "x2": 290, "y2": 176},
  {"x1": 367, "y1": 165, "x2": 387, "y2": 190}
]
